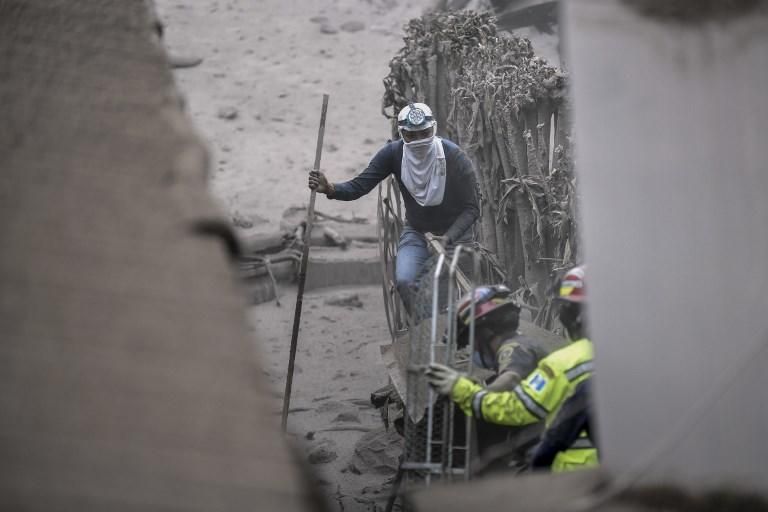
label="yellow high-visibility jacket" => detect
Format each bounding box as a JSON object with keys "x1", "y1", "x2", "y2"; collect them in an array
[{"x1": 451, "y1": 337, "x2": 598, "y2": 471}]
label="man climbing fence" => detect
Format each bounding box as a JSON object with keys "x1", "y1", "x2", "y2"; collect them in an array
[{"x1": 308, "y1": 102, "x2": 479, "y2": 311}]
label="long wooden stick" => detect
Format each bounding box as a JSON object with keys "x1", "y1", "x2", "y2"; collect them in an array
[{"x1": 281, "y1": 94, "x2": 329, "y2": 432}]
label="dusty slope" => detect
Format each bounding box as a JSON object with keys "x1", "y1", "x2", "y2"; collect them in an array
[
  {"x1": 249, "y1": 285, "x2": 399, "y2": 511},
  {"x1": 155, "y1": 0, "x2": 434, "y2": 510},
  {"x1": 156, "y1": 0, "x2": 428, "y2": 237}
]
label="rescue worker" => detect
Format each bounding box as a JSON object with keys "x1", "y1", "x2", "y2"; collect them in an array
[
  {"x1": 529, "y1": 378, "x2": 595, "y2": 469},
  {"x1": 454, "y1": 284, "x2": 546, "y2": 392},
  {"x1": 426, "y1": 265, "x2": 598, "y2": 471},
  {"x1": 308, "y1": 102, "x2": 479, "y2": 310},
  {"x1": 453, "y1": 284, "x2": 549, "y2": 470}
]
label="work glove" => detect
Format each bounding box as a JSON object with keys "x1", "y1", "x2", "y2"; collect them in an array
[
  {"x1": 425, "y1": 363, "x2": 462, "y2": 396},
  {"x1": 308, "y1": 170, "x2": 332, "y2": 195}
]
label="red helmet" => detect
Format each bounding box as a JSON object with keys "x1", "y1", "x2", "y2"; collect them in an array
[
  {"x1": 455, "y1": 285, "x2": 520, "y2": 348},
  {"x1": 557, "y1": 265, "x2": 586, "y2": 303}
]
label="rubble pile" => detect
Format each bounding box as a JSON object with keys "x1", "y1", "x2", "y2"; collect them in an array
[{"x1": 237, "y1": 206, "x2": 381, "y2": 305}]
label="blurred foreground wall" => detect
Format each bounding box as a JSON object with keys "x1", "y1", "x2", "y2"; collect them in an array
[
  {"x1": 565, "y1": 0, "x2": 768, "y2": 492},
  {"x1": 0, "y1": 1, "x2": 315, "y2": 509}
]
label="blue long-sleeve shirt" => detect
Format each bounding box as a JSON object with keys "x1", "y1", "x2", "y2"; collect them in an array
[{"x1": 330, "y1": 138, "x2": 479, "y2": 243}]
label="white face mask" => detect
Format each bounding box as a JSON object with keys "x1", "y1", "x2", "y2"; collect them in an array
[
  {"x1": 400, "y1": 130, "x2": 446, "y2": 207},
  {"x1": 403, "y1": 134, "x2": 435, "y2": 158}
]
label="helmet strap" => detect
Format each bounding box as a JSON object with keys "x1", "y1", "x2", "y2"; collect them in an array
[{"x1": 473, "y1": 347, "x2": 496, "y2": 371}]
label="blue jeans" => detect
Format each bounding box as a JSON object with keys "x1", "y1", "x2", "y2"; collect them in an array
[{"x1": 395, "y1": 226, "x2": 473, "y2": 313}]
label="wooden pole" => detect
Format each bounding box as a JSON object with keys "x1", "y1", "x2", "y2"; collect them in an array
[{"x1": 281, "y1": 94, "x2": 329, "y2": 432}]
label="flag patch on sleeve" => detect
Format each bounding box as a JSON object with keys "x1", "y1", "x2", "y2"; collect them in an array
[{"x1": 529, "y1": 372, "x2": 548, "y2": 392}]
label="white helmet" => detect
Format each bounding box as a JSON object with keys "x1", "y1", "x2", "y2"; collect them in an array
[{"x1": 397, "y1": 102, "x2": 436, "y2": 133}]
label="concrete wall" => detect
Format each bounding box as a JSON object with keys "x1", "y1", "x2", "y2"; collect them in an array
[
  {"x1": 564, "y1": 0, "x2": 768, "y2": 492},
  {"x1": 0, "y1": 1, "x2": 317, "y2": 509}
]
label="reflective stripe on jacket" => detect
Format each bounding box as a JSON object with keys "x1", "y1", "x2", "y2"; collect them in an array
[{"x1": 451, "y1": 338, "x2": 596, "y2": 470}]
